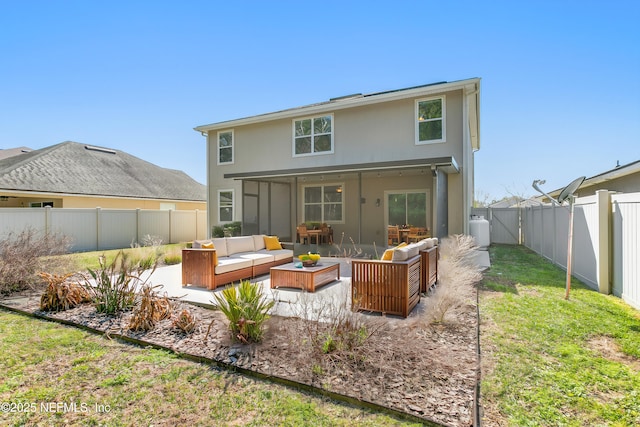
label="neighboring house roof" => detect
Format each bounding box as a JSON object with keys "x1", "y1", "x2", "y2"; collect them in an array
[
  {"x1": 541, "y1": 159, "x2": 640, "y2": 200},
  {"x1": 195, "y1": 78, "x2": 481, "y2": 151},
  {"x1": 579, "y1": 159, "x2": 640, "y2": 188},
  {"x1": 490, "y1": 197, "x2": 541, "y2": 208},
  {"x1": 0, "y1": 146, "x2": 32, "y2": 160},
  {"x1": 0, "y1": 141, "x2": 206, "y2": 201}
]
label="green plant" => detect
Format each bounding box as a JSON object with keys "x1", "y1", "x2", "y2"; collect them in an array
[
  {"x1": 0, "y1": 227, "x2": 71, "y2": 295},
  {"x1": 172, "y1": 308, "x2": 197, "y2": 334},
  {"x1": 212, "y1": 225, "x2": 225, "y2": 238},
  {"x1": 128, "y1": 283, "x2": 173, "y2": 331},
  {"x1": 39, "y1": 272, "x2": 91, "y2": 312},
  {"x1": 85, "y1": 250, "x2": 154, "y2": 315},
  {"x1": 163, "y1": 251, "x2": 182, "y2": 265},
  {"x1": 210, "y1": 280, "x2": 275, "y2": 343},
  {"x1": 212, "y1": 221, "x2": 242, "y2": 238}
]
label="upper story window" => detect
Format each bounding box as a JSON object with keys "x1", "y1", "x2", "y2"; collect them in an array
[
  {"x1": 217, "y1": 130, "x2": 234, "y2": 164},
  {"x1": 416, "y1": 96, "x2": 446, "y2": 144},
  {"x1": 293, "y1": 114, "x2": 334, "y2": 156}
]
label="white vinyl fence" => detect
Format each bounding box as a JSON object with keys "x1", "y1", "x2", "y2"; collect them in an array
[
  {"x1": 473, "y1": 190, "x2": 640, "y2": 310},
  {"x1": 0, "y1": 207, "x2": 208, "y2": 252}
]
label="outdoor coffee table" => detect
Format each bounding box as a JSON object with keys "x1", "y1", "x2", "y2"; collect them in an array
[{"x1": 270, "y1": 261, "x2": 340, "y2": 292}]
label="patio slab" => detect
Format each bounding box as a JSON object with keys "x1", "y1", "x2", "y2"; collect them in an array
[{"x1": 141, "y1": 257, "x2": 358, "y2": 322}]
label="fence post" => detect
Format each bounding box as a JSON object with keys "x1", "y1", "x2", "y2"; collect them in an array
[
  {"x1": 96, "y1": 207, "x2": 101, "y2": 251},
  {"x1": 596, "y1": 190, "x2": 612, "y2": 294},
  {"x1": 136, "y1": 209, "x2": 141, "y2": 246},
  {"x1": 44, "y1": 206, "x2": 52, "y2": 235}
]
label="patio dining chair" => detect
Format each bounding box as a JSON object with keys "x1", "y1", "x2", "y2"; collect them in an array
[
  {"x1": 387, "y1": 225, "x2": 400, "y2": 245},
  {"x1": 297, "y1": 225, "x2": 310, "y2": 244},
  {"x1": 320, "y1": 223, "x2": 333, "y2": 244},
  {"x1": 406, "y1": 227, "x2": 429, "y2": 243}
]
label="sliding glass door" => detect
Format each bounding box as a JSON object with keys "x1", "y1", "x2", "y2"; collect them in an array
[{"x1": 386, "y1": 191, "x2": 428, "y2": 227}]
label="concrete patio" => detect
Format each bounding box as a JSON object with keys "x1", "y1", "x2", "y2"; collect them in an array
[{"x1": 141, "y1": 257, "x2": 358, "y2": 322}]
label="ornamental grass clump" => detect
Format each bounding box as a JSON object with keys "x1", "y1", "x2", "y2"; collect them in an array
[
  {"x1": 424, "y1": 234, "x2": 483, "y2": 324},
  {"x1": 85, "y1": 250, "x2": 156, "y2": 315},
  {"x1": 210, "y1": 280, "x2": 274, "y2": 343},
  {"x1": 39, "y1": 272, "x2": 91, "y2": 312}
]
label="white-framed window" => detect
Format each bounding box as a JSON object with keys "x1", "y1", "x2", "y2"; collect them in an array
[
  {"x1": 218, "y1": 189, "x2": 234, "y2": 222},
  {"x1": 303, "y1": 184, "x2": 343, "y2": 223},
  {"x1": 30, "y1": 201, "x2": 54, "y2": 208},
  {"x1": 416, "y1": 96, "x2": 445, "y2": 144},
  {"x1": 217, "y1": 130, "x2": 234, "y2": 165},
  {"x1": 293, "y1": 114, "x2": 334, "y2": 156}
]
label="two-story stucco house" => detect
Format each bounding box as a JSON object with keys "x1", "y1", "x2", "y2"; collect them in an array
[{"x1": 195, "y1": 78, "x2": 481, "y2": 245}]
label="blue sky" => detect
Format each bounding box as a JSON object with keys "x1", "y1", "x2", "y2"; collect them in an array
[{"x1": 1, "y1": 1, "x2": 638, "y2": 201}]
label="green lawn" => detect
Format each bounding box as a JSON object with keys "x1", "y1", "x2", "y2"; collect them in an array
[
  {"x1": 480, "y1": 245, "x2": 640, "y2": 426},
  {"x1": 0, "y1": 309, "x2": 418, "y2": 427}
]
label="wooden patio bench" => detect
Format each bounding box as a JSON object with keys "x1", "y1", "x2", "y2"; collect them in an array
[
  {"x1": 351, "y1": 254, "x2": 421, "y2": 318},
  {"x1": 420, "y1": 245, "x2": 438, "y2": 292}
]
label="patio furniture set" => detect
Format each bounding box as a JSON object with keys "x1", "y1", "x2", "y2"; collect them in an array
[{"x1": 182, "y1": 234, "x2": 438, "y2": 318}]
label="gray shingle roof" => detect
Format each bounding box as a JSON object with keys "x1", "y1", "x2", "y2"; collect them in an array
[
  {"x1": 0, "y1": 141, "x2": 205, "y2": 201},
  {"x1": 0, "y1": 146, "x2": 32, "y2": 160}
]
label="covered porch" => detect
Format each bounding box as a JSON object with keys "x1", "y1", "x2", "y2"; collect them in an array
[{"x1": 225, "y1": 157, "x2": 462, "y2": 247}]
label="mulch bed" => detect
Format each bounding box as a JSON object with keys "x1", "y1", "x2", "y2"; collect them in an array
[{"x1": 1, "y1": 291, "x2": 479, "y2": 427}]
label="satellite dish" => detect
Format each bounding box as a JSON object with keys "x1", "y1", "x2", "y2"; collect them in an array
[
  {"x1": 557, "y1": 176, "x2": 585, "y2": 204},
  {"x1": 531, "y1": 175, "x2": 587, "y2": 300}
]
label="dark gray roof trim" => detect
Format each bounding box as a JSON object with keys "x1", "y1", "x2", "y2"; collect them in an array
[{"x1": 224, "y1": 157, "x2": 459, "y2": 180}]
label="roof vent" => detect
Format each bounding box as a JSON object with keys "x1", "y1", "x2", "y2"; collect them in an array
[
  {"x1": 85, "y1": 145, "x2": 116, "y2": 155},
  {"x1": 330, "y1": 93, "x2": 363, "y2": 102}
]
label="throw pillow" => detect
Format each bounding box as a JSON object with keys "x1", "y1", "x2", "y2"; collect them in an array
[
  {"x1": 381, "y1": 242, "x2": 407, "y2": 260},
  {"x1": 264, "y1": 236, "x2": 282, "y2": 250},
  {"x1": 200, "y1": 242, "x2": 217, "y2": 266}
]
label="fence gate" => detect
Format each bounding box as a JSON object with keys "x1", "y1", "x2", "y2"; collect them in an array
[{"x1": 490, "y1": 208, "x2": 521, "y2": 245}]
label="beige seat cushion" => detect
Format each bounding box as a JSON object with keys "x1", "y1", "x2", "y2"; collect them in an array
[
  {"x1": 215, "y1": 257, "x2": 253, "y2": 274},
  {"x1": 233, "y1": 252, "x2": 275, "y2": 266}
]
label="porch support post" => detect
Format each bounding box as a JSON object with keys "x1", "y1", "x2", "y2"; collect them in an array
[
  {"x1": 596, "y1": 189, "x2": 612, "y2": 294},
  {"x1": 293, "y1": 177, "x2": 298, "y2": 242},
  {"x1": 358, "y1": 172, "x2": 362, "y2": 244}
]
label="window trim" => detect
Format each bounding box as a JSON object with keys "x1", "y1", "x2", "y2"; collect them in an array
[
  {"x1": 217, "y1": 129, "x2": 234, "y2": 165},
  {"x1": 292, "y1": 114, "x2": 335, "y2": 157},
  {"x1": 217, "y1": 189, "x2": 234, "y2": 223},
  {"x1": 415, "y1": 96, "x2": 446, "y2": 145},
  {"x1": 302, "y1": 183, "x2": 344, "y2": 224}
]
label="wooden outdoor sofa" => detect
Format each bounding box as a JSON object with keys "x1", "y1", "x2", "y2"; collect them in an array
[
  {"x1": 351, "y1": 238, "x2": 438, "y2": 318},
  {"x1": 182, "y1": 235, "x2": 293, "y2": 290}
]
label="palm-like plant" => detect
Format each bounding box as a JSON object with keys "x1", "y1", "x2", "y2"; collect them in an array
[{"x1": 211, "y1": 280, "x2": 274, "y2": 343}]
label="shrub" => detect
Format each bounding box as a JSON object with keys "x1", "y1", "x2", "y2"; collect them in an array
[
  {"x1": 173, "y1": 309, "x2": 197, "y2": 334},
  {"x1": 128, "y1": 283, "x2": 173, "y2": 331},
  {"x1": 39, "y1": 272, "x2": 91, "y2": 312},
  {"x1": 163, "y1": 250, "x2": 182, "y2": 265},
  {"x1": 0, "y1": 228, "x2": 71, "y2": 295},
  {"x1": 212, "y1": 221, "x2": 242, "y2": 238},
  {"x1": 210, "y1": 280, "x2": 274, "y2": 343},
  {"x1": 85, "y1": 250, "x2": 155, "y2": 315}
]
